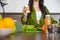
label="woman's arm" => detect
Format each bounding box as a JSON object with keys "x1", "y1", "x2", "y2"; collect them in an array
[
  {"x1": 45, "y1": 6, "x2": 57, "y2": 24},
  {"x1": 21, "y1": 13, "x2": 28, "y2": 24},
  {"x1": 21, "y1": 7, "x2": 28, "y2": 24},
  {"x1": 41, "y1": 6, "x2": 58, "y2": 32}
]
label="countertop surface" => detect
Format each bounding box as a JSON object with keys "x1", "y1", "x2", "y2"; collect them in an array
[{"x1": 0, "y1": 32, "x2": 60, "y2": 40}]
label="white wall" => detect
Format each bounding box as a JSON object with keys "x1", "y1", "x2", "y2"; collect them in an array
[
  {"x1": 44, "y1": 0, "x2": 60, "y2": 13},
  {"x1": 0, "y1": 0, "x2": 29, "y2": 13},
  {"x1": 0, "y1": 0, "x2": 60, "y2": 13}
]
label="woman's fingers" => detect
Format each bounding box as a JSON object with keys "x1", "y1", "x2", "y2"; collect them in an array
[{"x1": 23, "y1": 7, "x2": 26, "y2": 12}]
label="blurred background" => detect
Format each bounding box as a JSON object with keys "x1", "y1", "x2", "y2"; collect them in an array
[
  {"x1": 0, "y1": 0, "x2": 60, "y2": 23},
  {"x1": 0, "y1": 0, "x2": 60, "y2": 40}
]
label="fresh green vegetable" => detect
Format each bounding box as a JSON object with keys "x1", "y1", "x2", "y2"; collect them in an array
[{"x1": 22, "y1": 25, "x2": 42, "y2": 32}]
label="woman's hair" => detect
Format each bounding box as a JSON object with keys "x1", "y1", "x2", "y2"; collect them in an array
[{"x1": 28, "y1": 0, "x2": 47, "y2": 18}]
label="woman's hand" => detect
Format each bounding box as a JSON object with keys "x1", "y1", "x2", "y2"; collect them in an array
[
  {"x1": 22, "y1": 5, "x2": 30, "y2": 24},
  {"x1": 23, "y1": 5, "x2": 30, "y2": 16},
  {"x1": 22, "y1": 7, "x2": 29, "y2": 22},
  {"x1": 23, "y1": 7, "x2": 28, "y2": 16}
]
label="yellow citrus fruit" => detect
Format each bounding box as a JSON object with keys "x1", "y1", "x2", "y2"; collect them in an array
[
  {"x1": 0, "y1": 20, "x2": 5, "y2": 28},
  {"x1": 3, "y1": 17, "x2": 15, "y2": 28}
]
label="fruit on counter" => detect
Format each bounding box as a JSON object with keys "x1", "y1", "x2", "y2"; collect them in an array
[
  {"x1": 3, "y1": 17, "x2": 15, "y2": 28},
  {"x1": 0, "y1": 17, "x2": 15, "y2": 28},
  {"x1": 0, "y1": 17, "x2": 16, "y2": 36},
  {"x1": 0, "y1": 20, "x2": 5, "y2": 28}
]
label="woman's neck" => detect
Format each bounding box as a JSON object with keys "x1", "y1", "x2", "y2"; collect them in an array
[
  {"x1": 33, "y1": 1, "x2": 39, "y2": 7},
  {"x1": 33, "y1": 1, "x2": 40, "y2": 11},
  {"x1": 33, "y1": 0, "x2": 39, "y2": 5}
]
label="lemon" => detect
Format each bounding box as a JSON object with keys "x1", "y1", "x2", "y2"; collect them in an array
[
  {"x1": 3, "y1": 17, "x2": 15, "y2": 28},
  {"x1": 0, "y1": 20, "x2": 5, "y2": 28}
]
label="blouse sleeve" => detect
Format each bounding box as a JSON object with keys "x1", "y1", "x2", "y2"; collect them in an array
[
  {"x1": 45, "y1": 6, "x2": 57, "y2": 24},
  {"x1": 21, "y1": 13, "x2": 26, "y2": 24}
]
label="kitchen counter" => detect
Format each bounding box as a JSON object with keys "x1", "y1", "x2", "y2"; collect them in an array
[{"x1": 0, "y1": 32, "x2": 60, "y2": 40}]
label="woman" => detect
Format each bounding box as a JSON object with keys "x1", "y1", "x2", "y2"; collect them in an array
[{"x1": 21, "y1": 0, "x2": 57, "y2": 32}]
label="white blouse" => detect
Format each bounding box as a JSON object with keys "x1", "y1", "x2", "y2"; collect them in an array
[{"x1": 36, "y1": 11, "x2": 42, "y2": 20}]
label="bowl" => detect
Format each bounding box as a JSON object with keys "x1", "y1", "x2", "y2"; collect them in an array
[{"x1": 0, "y1": 28, "x2": 13, "y2": 38}]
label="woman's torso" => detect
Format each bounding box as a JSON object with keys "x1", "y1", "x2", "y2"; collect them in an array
[{"x1": 26, "y1": 7, "x2": 44, "y2": 27}]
